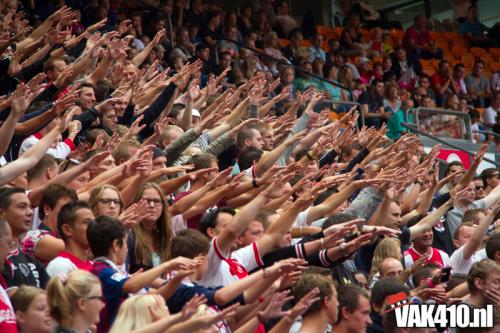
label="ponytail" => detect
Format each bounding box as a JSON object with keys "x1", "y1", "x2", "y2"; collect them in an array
[{"x1": 46, "y1": 270, "x2": 100, "y2": 329}]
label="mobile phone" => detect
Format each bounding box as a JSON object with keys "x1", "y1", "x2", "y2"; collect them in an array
[{"x1": 440, "y1": 267, "x2": 452, "y2": 283}]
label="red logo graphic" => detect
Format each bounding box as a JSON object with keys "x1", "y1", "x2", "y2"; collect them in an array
[{"x1": 383, "y1": 292, "x2": 408, "y2": 314}]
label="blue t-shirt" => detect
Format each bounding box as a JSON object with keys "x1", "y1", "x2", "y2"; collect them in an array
[{"x1": 167, "y1": 281, "x2": 245, "y2": 314}]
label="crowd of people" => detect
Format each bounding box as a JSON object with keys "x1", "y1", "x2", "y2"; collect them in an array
[{"x1": 0, "y1": 1, "x2": 499, "y2": 333}]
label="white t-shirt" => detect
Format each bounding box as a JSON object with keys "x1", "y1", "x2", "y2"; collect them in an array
[
  {"x1": 46, "y1": 257, "x2": 77, "y2": 277},
  {"x1": 483, "y1": 106, "x2": 498, "y2": 127},
  {"x1": 449, "y1": 246, "x2": 487, "y2": 275},
  {"x1": 199, "y1": 237, "x2": 263, "y2": 288}
]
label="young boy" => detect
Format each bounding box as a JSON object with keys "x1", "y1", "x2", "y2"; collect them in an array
[
  {"x1": 87, "y1": 215, "x2": 196, "y2": 333},
  {"x1": 46, "y1": 201, "x2": 95, "y2": 276},
  {"x1": 168, "y1": 229, "x2": 304, "y2": 333}
]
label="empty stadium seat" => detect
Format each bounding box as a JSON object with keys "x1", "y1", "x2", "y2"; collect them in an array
[
  {"x1": 460, "y1": 53, "x2": 476, "y2": 68},
  {"x1": 470, "y1": 47, "x2": 487, "y2": 57}
]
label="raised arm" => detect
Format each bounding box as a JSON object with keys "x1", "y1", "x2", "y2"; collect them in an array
[
  {"x1": 409, "y1": 199, "x2": 453, "y2": 240},
  {"x1": 463, "y1": 206, "x2": 497, "y2": 260}
]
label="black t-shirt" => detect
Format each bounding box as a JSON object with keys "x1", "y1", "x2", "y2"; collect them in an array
[
  {"x1": 2, "y1": 248, "x2": 49, "y2": 290},
  {"x1": 357, "y1": 91, "x2": 384, "y2": 115}
]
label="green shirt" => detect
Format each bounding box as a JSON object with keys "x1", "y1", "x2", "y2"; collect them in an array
[{"x1": 387, "y1": 109, "x2": 413, "y2": 140}]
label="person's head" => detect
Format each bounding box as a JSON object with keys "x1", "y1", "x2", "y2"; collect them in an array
[
  {"x1": 171, "y1": 229, "x2": 210, "y2": 280},
  {"x1": 159, "y1": 125, "x2": 184, "y2": 148},
  {"x1": 47, "y1": 270, "x2": 103, "y2": 330},
  {"x1": 490, "y1": 90, "x2": 500, "y2": 109},
  {"x1": 27, "y1": 154, "x2": 58, "y2": 184},
  {"x1": 200, "y1": 207, "x2": 236, "y2": 240},
  {"x1": 89, "y1": 151, "x2": 116, "y2": 177},
  {"x1": 313, "y1": 33, "x2": 324, "y2": 48},
  {"x1": 89, "y1": 184, "x2": 123, "y2": 218},
  {"x1": 354, "y1": 271, "x2": 370, "y2": 292},
  {"x1": 473, "y1": 60, "x2": 484, "y2": 77},
  {"x1": 400, "y1": 99, "x2": 414, "y2": 112},
  {"x1": 87, "y1": 215, "x2": 127, "y2": 264},
  {"x1": 122, "y1": 61, "x2": 138, "y2": 82},
  {"x1": 289, "y1": 28, "x2": 303, "y2": 47},
  {"x1": 78, "y1": 83, "x2": 96, "y2": 109},
  {"x1": 459, "y1": 182, "x2": 477, "y2": 206},
  {"x1": 385, "y1": 201, "x2": 402, "y2": 230},
  {"x1": 370, "y1": 238, "x2": 402, "y2": 277},
  {"x1": 58, "y1": 201, "x2": 94, "y2": 250},
  {"x1": 59, "y1": 160, "x2": 90, "y2": 191},
  {"x1": 39, "y1": 184, "x2": 78, "y2": 227},
  {"x1": 445, "y1": 161, "x2": 464, "y2": 184},
  {"x1": 370, "y1": 278, "x2": 410, "y2": 314},
  {"x1": 277, "y1": 0, "x2": 290, "y2": 15},
  {"x1": 414, "y1": 14, "x2": 426, "y2": 30},
  {"x1": 338, "y1": 65, "x2": 353, "y2": 85},
  {"x1": 110, "y1": 295, "x2": 168, "y2": 333},
  {"x1": 219, "y1": 51, "x2": 232, "y2": 70},
  {"x1": 467, "y1": 259, "x2": 500, "y2": 301},
  {"x1": 279, "y1": 65, "x2": 295, "y2": 84},
  {"x1": 312, "y1": 57, "x2": 324, "y2": 75},
  {"x1": 336, "y1": 285, "x2": 371, "y2": 332},
  {"x1": 445, "y1": 93, "x2": 460, "y2": 110},
  {"x1": 133, "y1": 182, "x2": 173, "y2": 264},
  {"x1": 324, "y1": 62, "x2": 338, "y2": 80},
  {"x1": 0, "y1": 218, "x2": 13, "y2": 269},
  {"x1": 394, "y1": 46, "x2": 406, "y2": 62},
  {"x1": 453, "y1": 222, "x2": 476, "y2": 249},
  {"x1": 196, "y1": 43, "x2": 210, "y2": 61},
  {"x1": 468, "y1": 5, "x2": 479, "y2": 21},
  {"x1": 189, "y1": 153, "x2": 219, "y2": 183},
  {"x1": 481, "y1": 168, "x2": 500, "y2": 191},
  {"x1": 206, "y1": 10, "x2": 221, "y2": 28},
  {"x1": 486, "y1": 234, "x2": 500, "y2": 263},
  {"x1": 12, "y1": 286, "x2": 54, "y2": 333},
  {"x1": 411, "y1": 263, "x2": 441, "y2": 288},
  {"x1": 474, "y1": 176, "x2": 485, "y2": 199},
  {"x1": 237, "y1": 127, "x2": 264, "y2": 151},
  {"x1": 152, "y1": 147, "x2": 167, "y2": 170},
  {"x1": 111, "y1": 140, "x2": 140, "y2": 165},
  {"x1": 43, "y1": 57, "x2": 67, "y2": 82},
  {"x1": 0, "y1": 187, "x2": 33, "y2": 238},
  {"x1": 379, "y1": 258, "x2": 404, "y2": 279},
  {"x1": 438, "y1": 60, "x2": 450, "y2": 76},
  {"x1": 100, "y1": 108, "x2": 118, "y2": 131},
  {"x1": 412, "y1": 228, "x2": 433, "y2": 251},
  {"x1": 371, "y1": 79, "x2": 384, "y2": 96},
  {"x1": 453, "y1": 63, "x2": 465, "y2": 80},
  {"x1": 293, "y1": 273, "x2": 338, "y2": 323},
  {"x1": 257, "y1": 122, "x2": 274, "y2": 151},
  {"x1": 384, "y1": 82, "x2": 398, "y2": 100}
]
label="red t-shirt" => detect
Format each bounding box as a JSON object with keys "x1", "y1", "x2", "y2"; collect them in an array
[
  {"x1": 431, "y1": 72, "x2": 449, "y2": 95},
  {"x1": 403, "y1": 26, "x2": 431, "y2": 50},
  {"x1": 0, "y1": 276, "x2": 18, "y2": 333}
]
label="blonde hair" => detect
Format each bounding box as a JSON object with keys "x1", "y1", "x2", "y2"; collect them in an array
[
  {"x1": 132, "y1": 182, "x2": 173, "y2": 266},
  {"x1": 109, "y1": 295, "x2": 158, "y2": 333},
  {"x1": 46, "y1": 270, "x2": 101, "y2": 330},
  {"x1": 11, "y1": 286, "x2": 45, "y2": 313},
  {"x1": 370, "y1": 238, "x2": 401, "y2": 278},
  {"x1": 89, "y1": 184, "x2": 123, "y2": 216}
]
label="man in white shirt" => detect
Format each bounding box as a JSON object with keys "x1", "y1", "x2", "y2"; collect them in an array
[{"x1": 483, "y1": 91, "x2": 499, "y2": 128}]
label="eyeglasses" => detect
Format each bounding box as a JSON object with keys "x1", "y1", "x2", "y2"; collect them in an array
[
  {"x1": 98, "y1": 198, "x2": 121, "y2": 206},
  {"x1": 143, "y1": 198, "x2": 163, "y2": 206},
  {"x1": 475, "y1": 186, "x2": 483, "y2": 190}
]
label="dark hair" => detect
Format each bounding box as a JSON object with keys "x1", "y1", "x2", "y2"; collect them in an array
[
  {"x1": 206, "y1": 10, "x2": 221, "y2": 24},
  {"x1": 444, "y1": 161, "x2": 463, "y2": 176},
  {"x1": 371, "y1": 79, "x2": 383, "y2": 88},
  {"x1": 238, "y1": 148, "x2": 263, "y2": 171},
  {"x1": 27, "y1": 155, "x2": 58, "y2": 182},
  {"x1": 371, "y1": 278, "x2": 410, "y2": 308},
  {"x1": 486, "y1": 234, "x2": 500, "y2": 260},
  {"x1": 189, "y1": 153, "x2": 218, "y2": 172},
  {"x1": 171, "y1": 229, "x2": 210, "y2": 259},
  {"x1": 0, "y1": 187, "x2": 26, "y2": 210},
  {"x1": 43, "y1": 57, "x2": 67, "y2": 73},
  {"x1": 57, "y1": 201, "x2": 91, "y2": 243},
  {"x1": 293, "y1": 273, "x2": 333, "y2": 316},
  {"x1": 39, "y1": 184, "x2": 78, "y2": 220},
  {"x1": 78, "y1": 82, "x2": 95, "y2": 93},
  {"x1": 411, "y1": 263, "x2": 440, "y2": 287},
  {"x1": 454, "y1": 63, "x2": 465, "y2": 72},
  {"x1": 480, "y1": 168, "x2": 499, "y2": 187},
  {"x1": 337, "y1": 284, "x2": 369, "y2": 322},
  {"x1": 199, "y1": 207, "x2": 236, "y2": 236},
  {"x1": 196, "y1": 43, "x2": 210, "y2": 52},
  {"x1": 87, "y1": 215, "x2": 126, "y2": 258}
]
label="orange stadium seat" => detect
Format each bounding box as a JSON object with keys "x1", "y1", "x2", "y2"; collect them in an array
[
  {"x1": 435, "y1": 39, "x2": 450, "y2": 52},
  {"x1": 443, "y1": 32, "x2": 464, "y2": 41},
  {"x1": 423, "y1": 67, "x2": 436, "y2": 76},
  {"x1": 443, "y1": 53, "x2": 456, "y2": 63},
  {"x1": 470, "y1": 47, "x2": 487, "y2": 57},
  {"x1": 452, "y1": 45, "x2": 469, "y2": 58},
  {"x1": 489, "y1": 48, "x2": 500, "y2": 59},
  {"x1": 460, "y1": 53, "x2": 476, "y2": 68},
  {"x1": 278, "y1": 38, "x2": 290, "y2": 47},
  {"x1": 299, "y1": 40, "x2": 312, "y2": 47},
  {"x1": 490, "y1": 62, "x2": 500, "y2": 72},
  {"x1": 480, "y1": 54, "x2": 495, "y2": 67}
]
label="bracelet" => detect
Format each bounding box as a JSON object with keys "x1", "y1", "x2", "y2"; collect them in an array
[
  {"x1": 320, "y1": 238, "x2": 325, "y2": 250},
  {"x1": 252, "y1": 178, "x2": 258, "y2": 188}
]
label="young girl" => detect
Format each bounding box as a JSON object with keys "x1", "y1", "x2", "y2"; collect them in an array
[
  {"x1": 11, "y1": 286, "x2": 54, "y2": 333},
  {"x1": 47, "y1": 269, "x2": 105, "y2": 333},
  {"x1": 369, "y1": 28, "x2": 383, "y2": 56}
]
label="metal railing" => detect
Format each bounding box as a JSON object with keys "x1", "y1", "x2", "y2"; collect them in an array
[
  {"x1": 413, "y1": 107, "x2": 472, "y2": 142},
  {"x1": 403, "y1": 122, "x2": 500, "y2": 168}
]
